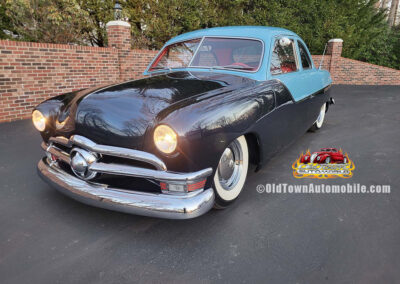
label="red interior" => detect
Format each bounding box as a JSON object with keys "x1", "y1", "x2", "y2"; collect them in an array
[{"x1": 281, "y1": 62, "x2": 296, "y2": 73}]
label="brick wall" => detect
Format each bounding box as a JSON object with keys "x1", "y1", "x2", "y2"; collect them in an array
[
  {"x1": 0, "y1": 25, "x2": 399, "y2": 123},
  {"x1": 0, "y1": 40, "x2": 120, "y2": 122},
  {"x1": 330, "y1": 57, "x2": 400, "y2": 85},
  {"x1": 314, "y1": 39, "x2": 400, "y2": 85},
  {"x1": 0, "y1": 22, "x2": 156, "y2": 123},
  {"x1": 311, "y1": 55, "x2": 331, "y2": 71},
  {"x1": 126, "y1": 49, "x2": 158, "y2": 79}
]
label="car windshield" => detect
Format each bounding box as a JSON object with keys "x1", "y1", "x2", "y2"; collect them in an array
[
  {"x1": 149, "y1": 39, "x2": 201, "y2": 71},
  {"x1": 149, "y1": 37, "x2": 263, "y2": 72}
]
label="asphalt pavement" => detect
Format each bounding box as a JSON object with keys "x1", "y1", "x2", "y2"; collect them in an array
[{"x1": 0, "y1": 85, "x2": 399, "y2": 283}]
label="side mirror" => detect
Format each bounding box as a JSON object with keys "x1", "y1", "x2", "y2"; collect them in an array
[{"x1": 279, "y1": 37, "x2": 291, "y2": 47}]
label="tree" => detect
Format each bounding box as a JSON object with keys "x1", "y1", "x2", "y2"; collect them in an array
[
  {"x1": 124, "y1": 0, "x2": 219, "y2": 49},
  {"x1": 381, "y1": 0, "x2": 390, "y2": 9},
  {"x1": 76, "y1": 0, "x2": 114, "y2": 47},
  {"x1": 5, "y1": 0, "x2": 89, "y2": 44},
  {"x1": 1, "y1": 0, "x2": 399, "y2": 69},
  {"x1": 0, "y1": 0, "x2": 15, "y2": 39},
  {"x1": 388, "y1": 0, "x2": 399, "y2": 26}
]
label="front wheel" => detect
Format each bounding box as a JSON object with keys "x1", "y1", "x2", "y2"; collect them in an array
[
  {"x1": 213, "y1": 136, "x2": 249, "y2": 209},
  {"x1": 309, "y1": 103, "x2": 327, "y2": 132}
]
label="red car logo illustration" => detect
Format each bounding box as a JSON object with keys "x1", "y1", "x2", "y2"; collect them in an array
[{"x1": 300, "y1": 148, "x2": 348, "y2": 164}]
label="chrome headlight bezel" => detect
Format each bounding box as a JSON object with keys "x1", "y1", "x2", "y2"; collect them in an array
[
  {"x1": 153, "y1": 124, "x2": 178, "y2": 154},
  {"x1": 32, "y1": 110, "x2": 46, "y2": 132}
]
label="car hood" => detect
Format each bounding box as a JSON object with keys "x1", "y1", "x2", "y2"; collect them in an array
[{"x1": 45, "y1": 71, "x2": 254, "y2": 149}]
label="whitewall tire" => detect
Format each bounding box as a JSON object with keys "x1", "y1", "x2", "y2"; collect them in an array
[
  {"x1": 309, "y1": 103, "x2": 327, "y2": 132},
  {"x1": 213, "y1": 135, "x2": 249, "y2": 209}
]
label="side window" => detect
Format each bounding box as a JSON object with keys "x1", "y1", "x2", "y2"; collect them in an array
[
  {"x1": 270, "y1": 38, "x2": 297, "y2": 75},
  {"x1": 298, "y1": 41, "x2": 312, "y2": 69}
]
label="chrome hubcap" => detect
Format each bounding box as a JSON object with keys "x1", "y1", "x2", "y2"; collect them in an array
[{"x1": 217, "y1": 140, "x2": 243, "y2": 191}]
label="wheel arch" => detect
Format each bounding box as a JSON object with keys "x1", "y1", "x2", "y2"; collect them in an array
[{"x1": 244, "y1": 132, "x2": 262, "y2": 171}]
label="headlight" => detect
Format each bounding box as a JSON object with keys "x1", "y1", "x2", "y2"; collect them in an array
[
  {"x1": 154, "y1": 125, "x2": 177, "y2": 154},
  {"x1": 32, "y1": 110, "x2": 46, "y2": 132}
]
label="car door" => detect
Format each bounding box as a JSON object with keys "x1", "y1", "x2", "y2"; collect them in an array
[
  {"x1": 269, "y1": 36, "x2": 329, "y2": 101},
  {"x1": 268, "y1": 36, "x2": 310, "y2": 141},
  {"x1": 294, "y1": 39, "x2": 327, "y2": 125}
]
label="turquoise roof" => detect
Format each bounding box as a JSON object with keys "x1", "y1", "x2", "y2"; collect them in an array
[
  {"x1": 144, "y1": 26, "x2": 332, "y2": 99},
  {"x1": 144, "y1": 26, "x2": 332, "y2": 101},
  {"x1": 165, "y1": 26, "x2": 298, "y2": 45},
  {"x1": 145, "y1": 26, "x2": 301, "y2": 81}
]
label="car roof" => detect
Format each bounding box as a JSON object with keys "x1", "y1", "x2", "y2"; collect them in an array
[
  {"x1": 165, "y1": 26, "x2": 298, "y2": 45},
  {"x1": 144, "y1": 26, "x2": 322, "y2": 85}
]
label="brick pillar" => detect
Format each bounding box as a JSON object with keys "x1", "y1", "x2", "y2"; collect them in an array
[
  {"x1": 106, "y1": 20, "x2": 132, "y2": 81},
  {"x1": 326, "y1": 38, "x2": 343, "y2": 81}
]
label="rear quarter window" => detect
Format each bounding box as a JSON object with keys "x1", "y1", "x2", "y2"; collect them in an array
[{"x1": 298, "y1": 41, "x2": 312, "y2": 69}]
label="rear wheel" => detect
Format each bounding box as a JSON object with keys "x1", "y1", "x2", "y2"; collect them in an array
[
  {"x1": 309, "y1": 103, "x2": 327, "y2": 132},
  {"x1": 213, "y1": 136, "x2": 249, "y2": 209}
]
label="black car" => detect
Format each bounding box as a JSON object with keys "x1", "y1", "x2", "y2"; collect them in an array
[{"x1": 33, "y1": 26, "x2": 333, "y2": 219}]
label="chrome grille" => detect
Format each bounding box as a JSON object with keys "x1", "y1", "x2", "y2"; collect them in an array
[{"x1": 41, "y1": 135, "x2": 213, "y2": 186}]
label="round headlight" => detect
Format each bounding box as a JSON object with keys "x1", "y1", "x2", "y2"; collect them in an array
[
  {"x1": 32, "y1": 110, "x2": 46, "y2": 132},
  {"x1": 154, "y1": 125, "x2": 177, "y2": 154}
]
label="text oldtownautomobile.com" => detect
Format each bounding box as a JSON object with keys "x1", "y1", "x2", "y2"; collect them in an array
[{"x1": 256, "y1": 183, "x2": 391, "y2": 194}]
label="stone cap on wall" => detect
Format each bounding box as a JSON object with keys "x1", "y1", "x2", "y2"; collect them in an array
[
  {"x1": 106, "y1": 20, "x2": 131, "y2": 28},
  {"x1": 328, "y1": 38, "x2": 344, "y2": 43}
]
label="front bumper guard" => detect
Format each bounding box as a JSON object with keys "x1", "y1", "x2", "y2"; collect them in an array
[{"x1": 38, "y1": 158, "x2": 215, "y2": 219}]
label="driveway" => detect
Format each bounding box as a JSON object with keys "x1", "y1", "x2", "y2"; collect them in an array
[{"x1": 0, "y1": 85, "x2": 399, "y2": 283}]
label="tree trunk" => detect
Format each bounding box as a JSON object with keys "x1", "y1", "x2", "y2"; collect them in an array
[
  {"x1": 381, "y1": 0, "x2": 390, "y2": 9},
  {"x1": 388, "y1": 0, "x2": 399, "y2": 26}
]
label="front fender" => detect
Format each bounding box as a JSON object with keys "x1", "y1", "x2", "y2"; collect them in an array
[{"x1": 143, "y1": 81, "x2": 276, "y2": 174}]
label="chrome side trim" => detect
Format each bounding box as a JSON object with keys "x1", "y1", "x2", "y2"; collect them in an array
[
  {"x1": 49, "y1": 135, "x2": 167, "y2": 171},
  {"x1": 38, "y1": 159, "x2": 215, "y2": 219},
  {"x1": 89, "y1": 162, "x2": 213, "y2": 183}
]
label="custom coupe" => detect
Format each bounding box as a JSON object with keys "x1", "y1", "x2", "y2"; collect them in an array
[
  {"x1": 300, "y1": 148, "x2": 347, "y2": 164},
  {"x1": 34, "y1": 26, "x2": 333, "y2": 219}
]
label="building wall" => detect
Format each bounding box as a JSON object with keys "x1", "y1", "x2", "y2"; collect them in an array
[
  {"x1": 0, "y1": 40, "x2": 120, "y2": 122},
  {"x1": 1, "y1": 28, "x2": 400, "y2": 123},
  {"x1": 332, "y1": 57, "x2": 400, "y2": 85}
]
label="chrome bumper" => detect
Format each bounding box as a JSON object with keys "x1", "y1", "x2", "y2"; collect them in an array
[
  {"x1": 38, "y1": 158, "x2": 215, "y2": 219},
  {"x1": 41, "y1": 135, "x2": 213, "y2": 183}
]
